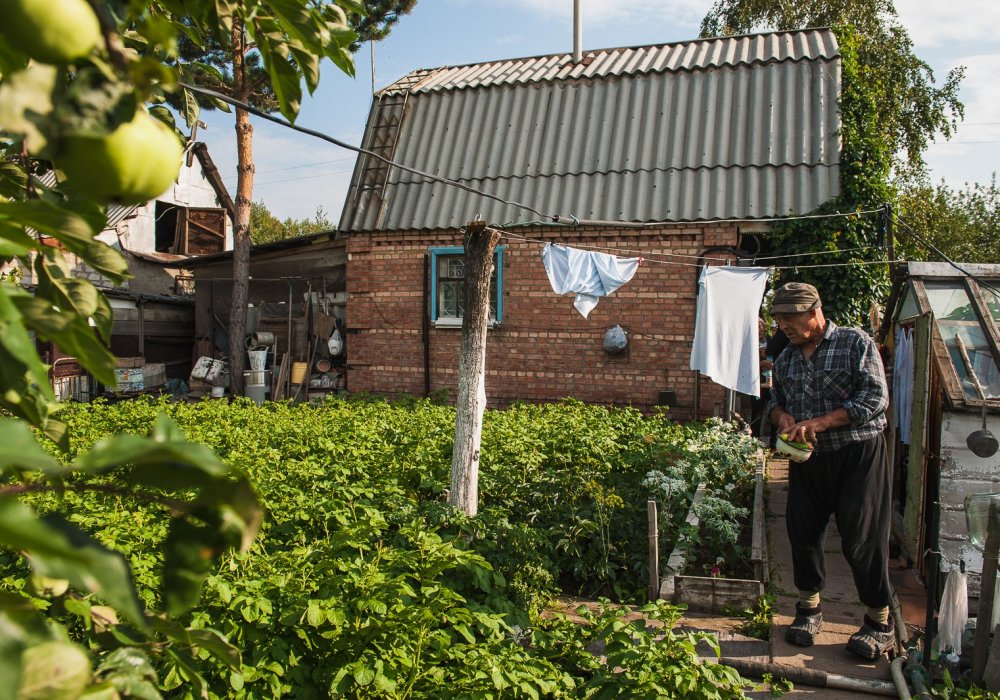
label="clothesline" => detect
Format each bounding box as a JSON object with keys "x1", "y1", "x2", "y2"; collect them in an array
[{"x1": 501, "y1": 229, "x2": 890, "y2": 271}]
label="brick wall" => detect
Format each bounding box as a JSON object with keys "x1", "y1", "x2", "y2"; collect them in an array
[{"x1": 345, "y1": 224, "x2": 742, "y2": 419}]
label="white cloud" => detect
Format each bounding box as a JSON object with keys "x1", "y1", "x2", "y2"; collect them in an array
[{"x1": 896, "y1": 0, "x2": 1000, "y2": 47}]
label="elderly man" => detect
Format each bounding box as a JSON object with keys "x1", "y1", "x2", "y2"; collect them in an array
[{"x1": 767, "y1": 282, "x2": 893, "y2": 660}]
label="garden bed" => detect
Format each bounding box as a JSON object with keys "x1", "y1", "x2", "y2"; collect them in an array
[{"x1": 657, "y1": 451, "x2": 767, "y2": 614}]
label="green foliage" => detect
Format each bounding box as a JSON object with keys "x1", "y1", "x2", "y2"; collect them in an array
[
  {"x1": 895, "y1": 171, "x2": 1000, "y2": 265},
  {"x1": 735, "y1": 593, "x2": 775, "y2": 641},
  {"x1": 928, "y1": 668, "x2": 1000, "y2": 699},
  {"x1": 0, "y1": 397, "x2": 761, "y2": 698},
  {"x1": 756, "y1": 28, "x2": 892, "y2": 326},
  {"x1": 249, "y1": 200, "x2": 334, "y2": 245}
]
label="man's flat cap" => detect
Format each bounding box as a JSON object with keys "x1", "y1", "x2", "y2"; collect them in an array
[{"x1": 771, "y1": 282, "x2": 822, "y2": 314}]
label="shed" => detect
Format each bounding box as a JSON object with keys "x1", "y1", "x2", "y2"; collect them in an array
[
  {"x1": 883, "y1": 262, "x2": 1000, "y2": 596},
  {"x1": 337, "y1": 29, "x2": 842, "y2": 416},
  {"x1": 177, "y1": 230, "x2": 347, "y2": 398}
]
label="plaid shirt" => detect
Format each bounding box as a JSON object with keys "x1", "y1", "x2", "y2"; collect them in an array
[{"x1": 767, "y1": 321, "x2": 888, "y2": 454}]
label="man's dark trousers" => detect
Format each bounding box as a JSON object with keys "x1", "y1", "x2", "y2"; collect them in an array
[{"x1": 786, "y1": 433, "x2": 892, "y2": 608}]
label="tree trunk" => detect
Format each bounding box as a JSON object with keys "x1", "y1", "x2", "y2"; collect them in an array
[
  {"x1": 228, "y1": 19, "x2": 253, "y2": 396},
  {"x1": 449, "y1": 222, "x2": 500, "y2": 517}
]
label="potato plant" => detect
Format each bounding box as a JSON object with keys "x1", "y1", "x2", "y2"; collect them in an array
[{"x1": 1, "y1": 396, "x2": 760, "y2": 698}]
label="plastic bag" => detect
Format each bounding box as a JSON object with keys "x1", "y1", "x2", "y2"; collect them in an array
[
  {"x1": 936, "y1": 566, "x2": 968, "y2": 655},
  {"x1": 328, "y1": 329, "x2": 344, "y2": 356},
  {"x1": 603, "y1": 325, "x2": 627, "y2": 354}
]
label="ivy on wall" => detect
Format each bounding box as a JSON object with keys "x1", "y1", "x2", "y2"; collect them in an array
[{"x1": 764, "y1": 27, "x2": 891, "y2": 328}]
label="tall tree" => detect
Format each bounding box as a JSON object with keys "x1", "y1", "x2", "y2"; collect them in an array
[
  {"x1": 700, "y1": 0, "x2": 964, "y2": 172},
  {"x1": 171, "y1": 1, "x2": 417, "y2": 394},
  {"x1": 251, "y1": 200, "x2": 335, "y2": 244},
  {"x1": 894, "y1": 170, "x2": 1000, "y2": 264}
]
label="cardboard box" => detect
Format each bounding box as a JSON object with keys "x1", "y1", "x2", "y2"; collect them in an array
[
  {"x1": 115, "y1": 357, "x2": 144, "y2": 368},
  {"x1": 114, "y1": 367, "x2": 144, "y2": 392},
  {"x1": 143, "y1": 363, "x2": 166, "y2": 388}
]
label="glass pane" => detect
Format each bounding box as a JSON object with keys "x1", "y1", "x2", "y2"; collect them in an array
[
  {"x1": 925, "y1": 282, "x2": 976, "y2": 321},
  {"x1": 440, "y1": 281, "x2": 458, "y2": 318},
  {"x1": 942, "y1": 323, "x2": 1000, "y2": 400},
  {"x1": 979, "y1": 284, "x2": 1000, "y2": 325},
  {"x1": 898, "y1": 286, "x2": 921, "y2": 320}
]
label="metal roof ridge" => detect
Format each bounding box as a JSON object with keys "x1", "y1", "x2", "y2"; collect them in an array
[{"x1": 378, "y1": 27, "x2": 839, "y2": 94}]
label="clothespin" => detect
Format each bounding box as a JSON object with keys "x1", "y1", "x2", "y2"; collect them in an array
[
  {"x1": 960, "y1": 559, "x2": 966, "y2": 573},
  {"x1": 637, "y1": 256, "x2": 644, "y2": 266}
]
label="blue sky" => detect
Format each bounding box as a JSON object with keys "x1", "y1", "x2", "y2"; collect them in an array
[{"x1": 195, "y1": 0, "x2": 1000, "y2": 222}]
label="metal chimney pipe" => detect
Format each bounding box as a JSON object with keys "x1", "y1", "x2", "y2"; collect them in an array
[{"x1": 573, "y1": 0, "x2": 582, "y2": 62}]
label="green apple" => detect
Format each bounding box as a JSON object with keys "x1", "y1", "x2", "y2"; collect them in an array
[
  {"x1": 55, "y1": 111, "x2": 184, "y2": 204},
  {"x1": 17, "y1": 641, "x2": 91, "y2": 700},
  {"x1": 0, "y1": 0, "x2": 101, "y2": 65},
  {"x1": 779, "y1": 433, "x2": 813, "y2": 451}
]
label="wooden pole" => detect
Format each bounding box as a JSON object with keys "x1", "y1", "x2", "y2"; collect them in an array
[
  {"x1": 449, "y1": 221, "x2": 500, "y2": 517},
  {"x1": 973, "y1": 501, "x2": 1000, "y2": 683},
  {"x1": 648, "y1": 499, "x2": 659, "y2": 601}
]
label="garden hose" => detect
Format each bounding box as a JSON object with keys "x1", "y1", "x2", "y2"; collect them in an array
[{"x1": 720, "y1": 658, "x2": 899, "y2": 696}]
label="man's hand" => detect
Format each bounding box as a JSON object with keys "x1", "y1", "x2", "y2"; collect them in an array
[
  {"x1": 786, "y1": 408, "x2": 852, "y2": 445},
  {"x1": 774, "y1": 410, "x2": 797, "y2": 436}
]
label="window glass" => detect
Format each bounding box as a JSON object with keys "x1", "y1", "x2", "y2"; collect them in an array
[
  {"x1": 432, "y1": 251, "x2": 500, "y2": 322},
  {"x1": 925, "y1": 282, "x2": 976, "y2": 321},
  {"x1": 979, "y1": 283, "x2": 1000, "y2": 326},
  {"x1": 925, "y1": 283, "x2": 1000, "y2": 400}
]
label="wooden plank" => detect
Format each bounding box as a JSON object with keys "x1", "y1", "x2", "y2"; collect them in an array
[
  {"x1": 751, "y1": 451, "x2": 767, "y2": 583},
  {"x1": 659, "y1": 483, "x2": 705, "y2": 600},
  {"x1": 674, "y1": 575, "x2": 764, "y2": 614},
  {"x1": 648, "y1": 499, "x2": 659, "y2": 601}
]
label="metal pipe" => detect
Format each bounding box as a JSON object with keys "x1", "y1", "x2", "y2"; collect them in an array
[
  {"x1": 908, "y1": 660, "x2": 932, "y2": 699},
  {"x1": 720, "y1": 658, "x2": 899, "y2": 696},
  {"x1": 891, "y1": 656, "x2": 913, "y2": 700},
  {"x1": 572, "y1": 0, "x2": 582, "y2": 62}
]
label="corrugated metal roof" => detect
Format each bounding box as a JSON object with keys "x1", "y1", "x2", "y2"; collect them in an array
[
  {"x1": 340, "y1": 29, "x2": 842, "y2": 232},
  {"x1": 394, "y1": 29, "x2": 840, "y2": 94}
]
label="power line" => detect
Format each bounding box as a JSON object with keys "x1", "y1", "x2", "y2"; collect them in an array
[
  {"x1": 221, "y1": 156, "x2": 356, "y2": 181},
  {"x1": 179, "y1": 81, "x2": 555, "y2": 221}
]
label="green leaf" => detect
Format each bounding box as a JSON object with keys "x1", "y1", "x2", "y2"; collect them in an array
[
  {"x1": 254, "y1": 34, "x2": 302, "y2": 122},
  {"x1": 352, "y1": 663, "x2": 375, "y2": 687},
  {"x1": 0, "y1": 613, "x2": 27, "y2": 700},
  {"x1": 12, "y1": 294, "x2": 117, "y2": 388},
  {"x1": 0, "y1": 419, "x2": 63, "y2": 475},
  {"x1": 187, "y1": 628, "x2": 240, "y2": 672},
  {"x1": 16, "y1": 640, "x2": 91, "y2": 700},
  {"x1": 0, "y1": 63, "x2": 57, "y2": 154},
  {"x1": 306, "y1": 600, "x2": 322, "y2": 627},
  {"x1": 0, "y1": 200, "x2": 96, "y2": 245},
  {"x1": 162, "y1": 517, "x2": 219, "y2": 616},
  {"x1": 0, "y1": 500, "x2": 147, "y2": 630}
]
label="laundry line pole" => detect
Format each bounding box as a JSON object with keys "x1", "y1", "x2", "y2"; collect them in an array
[{"x1": 449, "y1": 219, "x2": 500, "y2": 517}]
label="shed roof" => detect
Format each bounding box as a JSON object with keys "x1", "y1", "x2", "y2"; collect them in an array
[{"x1": 339, "y1": 28, "x2": 842, "y2": 232}]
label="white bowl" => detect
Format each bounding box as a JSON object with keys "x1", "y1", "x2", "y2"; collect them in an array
[{"x1": 776, "y1": 435, "x2": 813, "y2": 462}]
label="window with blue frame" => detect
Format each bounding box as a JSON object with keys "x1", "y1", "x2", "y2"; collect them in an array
[{"x1": 429, "y1": 246, "x2": 505, "y2": 325}]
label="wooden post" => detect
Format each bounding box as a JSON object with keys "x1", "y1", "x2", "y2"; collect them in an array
[
  {"x1": 648, "y1": 499, "x2": 659, "y2": 601},
  {"x1": 973, "y1": 501, "x2": 1000, "y2": 684},
  {"x1": 449, "y1": 221, "x2": 500, "y2": 517}
]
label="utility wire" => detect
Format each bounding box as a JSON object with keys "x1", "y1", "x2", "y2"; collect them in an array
[
  {"x1": 501, "y1": 228, "x2": 888, "y2": 271},
  {"x1": 179, "y1": 81, "x2": 554, "y2": 221}
]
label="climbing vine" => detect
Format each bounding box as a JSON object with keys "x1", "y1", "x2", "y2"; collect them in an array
[{"x1": 765, "y1": 27, "x2": 892, "y2": 327}]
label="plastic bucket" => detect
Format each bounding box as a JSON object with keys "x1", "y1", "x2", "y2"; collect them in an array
[
  {"x1": 210, "y1": 386, "x2": 225, "y2": 398},
  {"x1": 290, "y1": 362, "x2": 308, "y2": 385},
  {"x1": 248, "y1": 349, "x2": 268, "y2": 371}
]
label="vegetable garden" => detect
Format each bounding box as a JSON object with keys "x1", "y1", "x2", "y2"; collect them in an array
[{"x1": 2, "y1": 396, "x2": 762, "y2": 698}]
